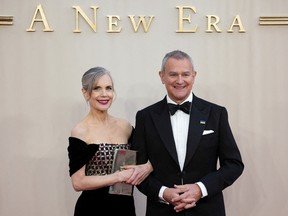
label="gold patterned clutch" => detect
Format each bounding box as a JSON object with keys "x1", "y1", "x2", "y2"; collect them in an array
[{"x1": 109, "y1": 149, "x2": 137, "y2": 196}]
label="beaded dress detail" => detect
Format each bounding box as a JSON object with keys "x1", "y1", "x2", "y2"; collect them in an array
[{"x1": 85, "y1": 143, "x2": 130, "y2": 176}]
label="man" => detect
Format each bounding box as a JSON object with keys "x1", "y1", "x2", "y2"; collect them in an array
[{"x1": 132, "y1": 50, "x2": 244, "y2": 216}]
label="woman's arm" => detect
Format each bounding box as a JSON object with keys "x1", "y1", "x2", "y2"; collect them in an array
[{"x1": 71, "y1": 165, "x2": 134, "y2": 191}]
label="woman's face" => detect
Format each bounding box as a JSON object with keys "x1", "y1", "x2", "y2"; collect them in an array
[{"x1": 86, "y1": 74, "x2": 114, "y2": 112}]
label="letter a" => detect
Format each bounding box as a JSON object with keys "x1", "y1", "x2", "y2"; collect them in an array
[{"x1": 26, "y1": 4, "x2": 53, "y2": 32}]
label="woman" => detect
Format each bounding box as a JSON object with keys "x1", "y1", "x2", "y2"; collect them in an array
[{"x1": 67, "y1": 67, "x2": 153, "y2": 216}]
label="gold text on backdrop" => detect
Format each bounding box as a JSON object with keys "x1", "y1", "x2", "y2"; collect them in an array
[
  {"x1": 24, "y1": 4, "x2": 246, "y2": 33},
  {"x1": 2, "y1": 5, "x2": 288, "y2": 32}
]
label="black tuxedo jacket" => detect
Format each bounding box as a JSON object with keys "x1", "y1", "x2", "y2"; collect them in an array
[{"x1": 132, "y1": 94, "x2": 244, "y2": 216}]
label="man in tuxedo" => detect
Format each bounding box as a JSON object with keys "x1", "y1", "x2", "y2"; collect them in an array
[{"x1": 132, "y1": 50, "x2": 244, "y2": 216}]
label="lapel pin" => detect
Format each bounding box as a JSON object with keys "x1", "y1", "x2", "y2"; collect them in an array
[{"x1": 200, "y1": 120, "x2": 206, "y2": 124}]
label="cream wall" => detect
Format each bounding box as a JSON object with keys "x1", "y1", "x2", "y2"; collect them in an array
[{"x1": 1, "y1": 0, "x2": 288, "y2": 215}]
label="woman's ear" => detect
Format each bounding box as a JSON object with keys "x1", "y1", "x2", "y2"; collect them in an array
[{"x1": 82, "y1": 88, "x2": 89, "y2": 101}]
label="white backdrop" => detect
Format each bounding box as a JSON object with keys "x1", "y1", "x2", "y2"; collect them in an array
[{"x1": 1, "y1": 0, "x2": 288, "y2": 215}]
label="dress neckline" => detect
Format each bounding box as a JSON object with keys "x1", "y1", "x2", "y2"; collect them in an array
[{"x1": 68, "y1": 136, "x2": 128, "y2": 146}]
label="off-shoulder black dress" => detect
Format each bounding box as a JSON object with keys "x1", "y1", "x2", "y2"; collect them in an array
[{"x1": 67, "y1": 137, "x2": 136, "y2": 216}]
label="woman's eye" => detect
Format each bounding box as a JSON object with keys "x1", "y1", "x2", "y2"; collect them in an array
[{"x1": 93, "y1": 86, "x2": 101, "y2": 91}]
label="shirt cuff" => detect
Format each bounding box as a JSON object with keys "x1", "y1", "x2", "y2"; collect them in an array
[
  {"x1": 196, "y1": 182, "x2": 208, "y2": 198},
  {"x1": 158, "y1": 186, "x2": 169, "y2": 204}
]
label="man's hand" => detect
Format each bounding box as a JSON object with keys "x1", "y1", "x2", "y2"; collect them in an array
[
  {"x1": 125, "y1": 161, "x2": 153, "y2": 185},
  {"x1": 171, "y1": 184, "x2": 202, "y2": 212},
  {"x1": 162, "y1": 187, "x2": 187, "y2": 206}
]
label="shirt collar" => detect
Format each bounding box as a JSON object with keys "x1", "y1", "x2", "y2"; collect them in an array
[{"x1": 166, "y1": 91, "x2": 193, "y2": 105}]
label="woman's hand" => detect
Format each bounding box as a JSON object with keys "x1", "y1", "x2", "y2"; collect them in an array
[{"x1": 114, "y1": 168, "x2": 134, "y2": 183}]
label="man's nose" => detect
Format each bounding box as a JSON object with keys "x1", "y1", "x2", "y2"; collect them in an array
[{"x1": 176, "y1": 75, "x2": 184, "y2": 83}]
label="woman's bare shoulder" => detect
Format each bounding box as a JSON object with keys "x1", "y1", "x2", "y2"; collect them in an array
[
  {"x1": 116, "y1": 117, "x2": 131, "y2": 126},
  {"x1": 70, "y1": 121, "x2": 87, "y2": 139},
  {"x1": 111, "y1": 116, "x2": 132, "y2": 133}
]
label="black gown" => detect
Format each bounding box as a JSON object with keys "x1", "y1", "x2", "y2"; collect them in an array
[{"x1": 67, "y1": 137, "x2": 136, "y2": 216}]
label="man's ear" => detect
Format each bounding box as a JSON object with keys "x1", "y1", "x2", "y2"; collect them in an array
[{"x1": 159, "y1": 71, "x2": 165, "y2": 84}]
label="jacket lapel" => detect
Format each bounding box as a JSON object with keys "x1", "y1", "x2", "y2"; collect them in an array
[
  {"x1": 149, "y1": 96, "x2": 211, "y2": 169},
  {"x1": 150, "y1": 97, "x2": 180, "y2": 166},
  {"x1": 184, "y1": 96, "x2": 211, "y2": 168}
]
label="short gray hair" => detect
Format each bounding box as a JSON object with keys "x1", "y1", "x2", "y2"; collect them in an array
[{"x1": 160, "y1": 50, "x2": 194, "y2": 71}]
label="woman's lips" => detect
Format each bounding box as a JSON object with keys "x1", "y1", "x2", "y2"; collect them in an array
[{"x1": 98, "y1": 100, "x2": 109, "y2": 105}]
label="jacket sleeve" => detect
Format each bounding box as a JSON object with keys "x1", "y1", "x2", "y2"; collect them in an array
[
  {"x1": 132, "y1": 111, "x2": 163, "y2": 202},
  {"x1": 200, "y1": 107, "x2": 244, "y2": 196}
]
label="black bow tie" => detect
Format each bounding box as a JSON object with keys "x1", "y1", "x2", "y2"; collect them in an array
[{"x1": 168, "y1": 101, "x2": 191, "y2": 115}]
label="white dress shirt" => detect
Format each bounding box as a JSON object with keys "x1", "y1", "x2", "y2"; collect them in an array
[{"x1": 167, "y1": 94, "x2": 191, "y2": 171}]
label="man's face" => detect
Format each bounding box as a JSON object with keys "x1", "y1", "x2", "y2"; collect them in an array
[{"x1": 159, "y1": 57, "x2": 196, "y2": 104}]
